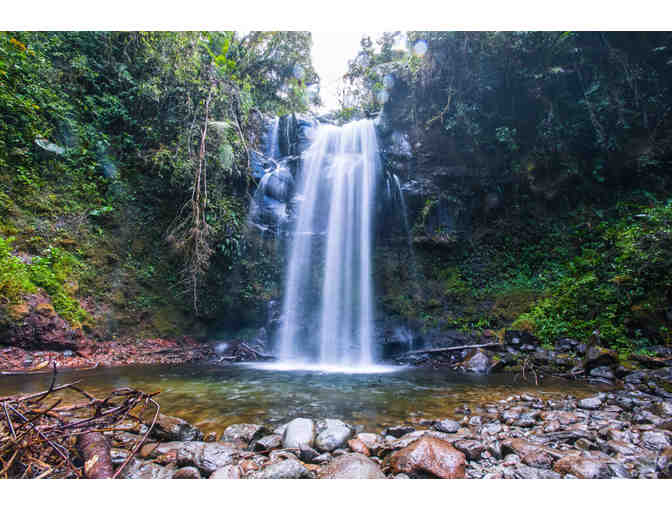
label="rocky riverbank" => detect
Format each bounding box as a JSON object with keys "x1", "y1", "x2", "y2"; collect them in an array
[
  {"x1": 0, "y1": 336, "x2": 213, "y2": 374},
  {"x1": 108, "y1": 366, "x2": 672, "y2": 479}
]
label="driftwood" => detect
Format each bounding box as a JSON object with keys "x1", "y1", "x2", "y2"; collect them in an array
[
  {"x1": 398, "y1": 343, "x2": 501, "y2": 357},
  {"x1": 76, "y1": 432, "x2": 114, "y2": 479},
  {"x1": 0, "y1": 364, "x2": 160, "y2": 479}
]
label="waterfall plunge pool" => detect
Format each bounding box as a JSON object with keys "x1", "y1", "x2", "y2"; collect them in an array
[{"x1": 0, "y1": 362, "x2": 602, "y2": 435}]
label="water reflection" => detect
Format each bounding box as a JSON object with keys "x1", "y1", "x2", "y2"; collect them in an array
[{"x1": 0, "y1": 363, "x2": 599, "y2": 435}]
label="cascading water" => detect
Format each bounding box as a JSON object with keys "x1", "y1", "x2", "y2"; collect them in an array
[{"x1": 277, "y1": 119, "x2": 380, "y2": 368}]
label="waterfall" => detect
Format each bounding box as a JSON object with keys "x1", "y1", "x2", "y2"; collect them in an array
[
  {"x1": 277, "y1": 119, "x2": 380, "y2": 367},
  {"x1": 268, "y1": 117, "x2": 280, "y2": 160}
]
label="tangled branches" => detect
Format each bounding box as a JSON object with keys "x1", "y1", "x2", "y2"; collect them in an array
[{"x1": 0, "y1": 366, "x2": 160, "y2": 479}]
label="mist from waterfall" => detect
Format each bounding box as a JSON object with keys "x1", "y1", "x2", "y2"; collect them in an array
[{"x1": 277, "y1": 119, "x2": 379, "y2": 367}]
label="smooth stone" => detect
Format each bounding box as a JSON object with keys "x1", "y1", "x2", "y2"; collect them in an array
[
  {"x1": 250, "y1": 458, "x2": 313, "y2": 479},
  {"x1": 553, "y1": 454, "x2": 611, "y2": 479},
  {"x1": 453, "y1": 440, "x2": 485, "y2": 461},
  {"x1": 387, "y1": 436, "x2": 466, "y2": 479},
  {"x1": 348, "y1": 438, "x2": 370, "y2": 456},
  {"x1": 579, "y1": 397, "x2": 603, "y2": 410},
  {"x1": 434, "y1": 419, "x2": 460, "y2": 434},
  {"x1": 252, "y1": 434, "x2": 282, "y2": 452},
  {"x1": 319, "y1": 453, "x2": 386, "y2": 479},
  {"x1": 172, "y1": 466, "x2": 201, "y2": 479},
  {"x1": 220, "y1": 423, "x2": 265, "y2": 444},
  {"x1": 176, "y1": 442, "x2": 240, "y2": 475},
  {"x1": 209, "y1": 465, "x2": 241, "y2": 479},
  {"x1": 641, "y1": 430, "x2": 671, "y2": 451},
  {"x1": 152, "y1": 414, "x2": 203, "y2": 442},
  {"x1": 315, "y1": 419, "x2": 353, "y2": 452},
  {"x1": 282, "y1": 418, "x2": 316, "y2": 449}
]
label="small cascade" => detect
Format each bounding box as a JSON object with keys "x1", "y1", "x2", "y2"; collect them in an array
[
  {"x1": 277, "y1": 119, "x2": 380, "y2": 367},
  {"x1": 390, "y1": 173, "x2": 419, "y2": 290},
  {"x1": 267, "y1": 117, "x2": 280, "y2": 161}
]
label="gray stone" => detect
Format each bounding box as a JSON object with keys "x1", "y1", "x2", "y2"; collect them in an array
[
  {"x1": 578, "y1": 396, "x2": 603, "y2": 410},
  {"x1": 152, "y1": 413, "x2": 203, "y2": 442},
  {"x1": 282, "y1": 418, "x2": 316, "y2": 449},
  {"x1": 319, "y1": 453, "x2": 386, "y2": 479},
  {"x1": 176, "y1": 442, "x2": 240, "y2": 474},
  {"x1": 209, "y1": 465, "x2": 241, "y2": 479},
  {"x1": 220, "y1": 423, "x2": 265, "y2": 444},
  {"x1": 250, "y1": 458, "x2": 313, "y2": 479},
  {"x1": 315, "y1": 419, "x2": 353, "y2": 452},
  {"x1": 434, "y1": 419, "x2": 460, "y2": 433},
  {"x1": 641, "y1": 430, "x2": 671, "y2": 451},
  {"x1": 252, "y1": 434, "x2": 282, "y2": 452}
]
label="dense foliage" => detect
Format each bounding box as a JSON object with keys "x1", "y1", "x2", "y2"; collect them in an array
[{"x1": 0, "y1": 31, "x2": 316, "y2": 336}]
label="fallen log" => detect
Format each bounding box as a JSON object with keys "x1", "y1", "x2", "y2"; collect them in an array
[
  {"x1": 77, "y1": 432, "x2": 114, "y2": 479},
  {"x1": 398, "y1": 343, "x2": 501, "y2": 357}
]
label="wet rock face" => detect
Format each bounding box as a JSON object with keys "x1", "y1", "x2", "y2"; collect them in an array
[
  {"x1": 387, "y1": 436, "x2": 466, "y2": 479},
  {"x1": 319, "y1": 453, "x2": 386, "y2": 479},
  {"x1": 172, "y1": 466, "x2": 201, "y2": 479},
  {"x1": 315, "y1": 419, "x2": 353, "y2": 452},
  {"x1": 152, "y1": 414, "x2": 203, "y2": 442},
  {"x1": 282, "y1": 418, "x2": 316, "y2": 449}
]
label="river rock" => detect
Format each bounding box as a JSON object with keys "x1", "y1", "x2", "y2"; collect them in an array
[
  {"x1": 579, "y1": 396, "x2": 604, "y2": 410},
  {"x1": 434, "y1": 419, "x2": 460, "y2": 433},
  {"x1": 209, "y1": 465, "x2": 241, "y2": 479},
  {"x1": 453, "y1": 440, "x2": 485, "y2": 460},
  {"x1": 252, "y1": 434, "x2": 282, "y2": 452},
  {"x1": 220, "y1": 423, "x2": 266, "y2": 444},
  {"x1": 640, "y1": 430, "x2": 671, "y2": 451},
  {"x1": 502, "y1": 438, "x2": 544, "y2": 458},
  {"x1": 553, "y1": 454, "x2": 611, "y2": 479},
  {"x1": 584, "y1": 346, "x2": 618, "y2": 371},
  {"x1": 355, "y1": 433, "x2": 384, "y2": 455},
  {"x1": 461, "y1": 349, "x2": 492, "y2": 374},
  {"x1": 298, "y1": 446, "x2": 320, "y2": 462},
  {"x1": 387, "y1": 436, "x2": 466, "y2": 479},
  {"x1": 514, "y1": 465, "x2": 562, "y2": 479},
  {"x1": 319, "y1": 453, "x2": 386, "y2": 479},
  {"x1": 139, "y1": 441, "x2": 186, "y2": 463},
  {"x1": 315, "y1": 419, "x2": 353, "y2": 452},
  {"x1": 172, "y1": 466, "x2": 201, "y2": 479},
  {"x1": 176, "y1": 442, "x2": 240, "y2": 474},
  {"x1": 121, "y1": 459, "x2": 176, "y2": 479},
  {"x1": 251, "y1": 458, "x2": 313, "y2": 479},
  {"x1": 656, "y1": 447, "x2": 672, "y2": 478},
  {"x1": 282, "y1": 418, "x2": 316, "y2": 449},
  {"x1": 590, "y1": 366, "x2": 615, "y2": 380},
  {"x1": 152, "y1": 414, "x2": 203, "y2": 442},
  {"x1": 385, "y1": 425, "x2": 415, "y2": 438},
  {"x1": 348, "y1": 438, "x2": 370, "y2": 456},
  {"x1": 522, "y1": 449, "x2": 554, "y2": 469}
]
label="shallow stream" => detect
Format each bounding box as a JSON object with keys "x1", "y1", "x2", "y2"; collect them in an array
[{"x1": 0, "y1": 363, "x2": 602, "y2": 435}]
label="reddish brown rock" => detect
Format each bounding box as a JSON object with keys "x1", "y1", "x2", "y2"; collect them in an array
[
  {"x1": 553, "y1": 454, "x2": 611, "y2": 479},
  {"x1": 348, "y1": 438, "x2": 370, "y2": 456},
  {"x1": 387, "y1": 436, "x2": 466, "y2": 479}
]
